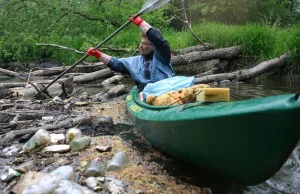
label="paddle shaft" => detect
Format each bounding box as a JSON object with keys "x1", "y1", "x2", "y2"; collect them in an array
[
  {"x1": 34, "y1": 0, "x2": 171, "y2": 98},
  {"x1": 34, "y1": 20, "x2": 132, "y2": 97}
]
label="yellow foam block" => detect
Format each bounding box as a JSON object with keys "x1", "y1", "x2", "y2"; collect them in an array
[{"x1": 195, "y1": 88, "x2": 230, "y2": 102}]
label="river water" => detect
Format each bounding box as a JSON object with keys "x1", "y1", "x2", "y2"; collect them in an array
[{"x1": 1, "y1": 75, "x2": 300, "y2": 193}]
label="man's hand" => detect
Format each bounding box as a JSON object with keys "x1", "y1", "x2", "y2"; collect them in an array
[
  {"x1": 129, "y1": 15, "x2": 144, "y2": 27},
  {"x1": 86, "y1": 47, "x2": 102, "y2": 59}
]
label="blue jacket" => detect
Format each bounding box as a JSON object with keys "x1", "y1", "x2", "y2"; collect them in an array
[{"x1": 107, "y1": 28, "x2": 175, "y2": 91}]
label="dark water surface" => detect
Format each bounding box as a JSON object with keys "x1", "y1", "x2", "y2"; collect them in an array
[{"x1": 1, "y1": 75, "x2": 300, "y2": 193}]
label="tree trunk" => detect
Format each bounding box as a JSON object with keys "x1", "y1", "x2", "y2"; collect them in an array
[
  {"x1": 171, "y1": 46, "x2": 242, "y2": 66},
  {"x1": 92, "y1": 84, "x2": 127, "y2": 102},
  {"x1": 173, "y1": 44, "x2": 214, "y2": 55},
  {"x1": 30, "y1": 63, "x2": 105, "y2": 76},
  {"x1": 0, "y1": 67, "x2": 19, "y2": 77},
  {"x1": 0, "y1": 109, "x2": 63, "y2": 123},
  {"x1": 0, "y1": 82, "x2": 26, "y2": 89},
  {"x1": 195, "y1": 54, "x2": 289, "y2": 83},
  {"x1": 73, "y1": 68, "x2": 113, "y2": 83},
  {"x1": 101, "y1": 75, "x2": 125, "y2": 85},
  {"x1": 174, "y1": 59, "x2": 221, "y2": 75}
]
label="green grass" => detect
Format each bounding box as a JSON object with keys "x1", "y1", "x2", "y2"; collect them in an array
[
  {"x1": 1, "y1": 22, "x2": 300, "y2": 68},
  {"x1": 162, "y1": 22, "x2": 299, "y2": 65}
]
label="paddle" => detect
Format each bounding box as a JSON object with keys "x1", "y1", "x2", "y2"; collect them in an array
[{"x1": 34, "y1": 0, "x2": 171, "y2": 98}]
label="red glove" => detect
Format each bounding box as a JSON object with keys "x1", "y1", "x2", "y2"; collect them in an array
[
  {"x1": 86, "y1": 47, "x2": 102, "y2": 59},
  {"x1": 129, "y1": 15, "x2": 144, "y2": 26}
]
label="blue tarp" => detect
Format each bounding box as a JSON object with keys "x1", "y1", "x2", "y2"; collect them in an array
[{"x1": 143, "y1": 76, "x2": 195, "y2": 100}]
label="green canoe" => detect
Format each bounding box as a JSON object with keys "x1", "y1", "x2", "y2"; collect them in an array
[{"x1": 125, "y1": 87, "x2": 300, "y2": 185}]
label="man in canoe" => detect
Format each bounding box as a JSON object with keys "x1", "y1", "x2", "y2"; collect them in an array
[{"x1": 86, "y1": 16, "x2": 175, "y2": 100}]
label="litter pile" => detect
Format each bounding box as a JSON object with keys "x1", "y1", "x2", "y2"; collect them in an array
[{"x1": 0, "y1": 96, "x2": 211, "y2": 193}]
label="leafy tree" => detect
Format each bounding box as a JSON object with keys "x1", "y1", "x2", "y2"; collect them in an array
[
  {"x1": 0, "y1": 0, "x2": 169, "y2": 63},
  {"x1": 169, "y1": 0, "x2": 300, "y2": 26}
]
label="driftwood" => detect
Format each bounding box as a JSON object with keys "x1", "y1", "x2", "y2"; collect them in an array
[
  {"x1": 0, "y1": 116, "x2": 93, "y2": 145},
  {"x1": 31, "y1": 67, "x2": 64, "y2": 76},
  {"x1": 174, "y1": 59, "x2": 226, "y2": 75},
  {"x1": 0, "y1": 67, "x2": 19, "y2": 77},
  {"x1": 0, "y1": 103, "x2": 15, "y2": 110},
  {"x1": 92, "y1": 84, "x2": 127, "y2": 102},
  {"x1": 1, "y1": 115, "x2": 114, "y2": 144},
  {"x1": 0, "y1": 82, "x2": 26, "y2": 89},
  {"x1": 172, "y1": 44, "x2": 214, "y2": 55},
  {"x1": 9, "y1": 83, "x2": 63, "y2": 98},
  {"x1": 195, "y1": 54, "x2": 289, "y2": 83},
  {"x1": 196, "y1": 61, "x2": 229, "y2": 76},
  {"x1": 101, "y1": 75, "x2": 125, "y2": 85},
  {"x1": 171, "y1": 46, "x2": 242, "y2": 66},
  {"x1": 0, "y1": 109, "x2": 63, "y2": 123},
  {"x1": 30, "y1": 63, "x2": 105, "y2": 76},
  {"x1": 73, "y1": 68, "x2": 114, "y2": 83}
]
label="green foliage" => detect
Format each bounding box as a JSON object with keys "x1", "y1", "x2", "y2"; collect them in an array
[
  {"x1": 0, "y1": 0, "x2": 169, "y2": 64},
  {"x1": 172, "y1": 0, "x2": 299, "y2": 27},
  {"x1": 286, "y1": 26, "x2": 300, "y2": 63},
  {"x1": 188, "y1": 22, "x2": 300, "y2": 64},
  {"x1": 0, "y1": 0, "x2": 300, "y2": 67},
  {"x1": 238, "y1": 24, "x2": 278, "y2": 59},
  {"x1": 192, "y1": 22, "x2": 242, "y2": 47},
  {"x1": 163, "y1": 29, "x2": 195, "y2": 50}
]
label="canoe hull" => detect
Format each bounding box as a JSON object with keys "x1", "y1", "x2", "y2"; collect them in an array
[{"x1": 125, "y1": 87, "x2": 300, "y2": 185}]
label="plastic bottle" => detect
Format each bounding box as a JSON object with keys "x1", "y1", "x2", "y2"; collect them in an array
[
  {"x1": 1, "y1": 166, "x2": 20, "y2": 182},
  {"x1": 40, "y1": 158, "x2": 71, "y2": 173},
  {"x1": 15, "y1": 160, "x2": 35, "y2": 173},
  {"x1": 85, "y1": 177, "x2": 99, "y2": 190},
  {"x1": 70, "y1": 136, "x2": 91, "y2": 152},
  {"x1": 22, "y1": 129, "x2": 51, "y2": 152},
  {"x1": 22, "y1": 174, "x2": 62, "y2": 194},
  {"x1": 66, "y1": 127, "x2": 82, "y2": 143},
  {"x1": 84, "y1": 158, "x2": 105, "y2": 177},
  {"x1": 22, "y1": 165, "x2": 73, "y2": 194},
  {"x1": 106, "y1": 151, "x2": 129, "y2": 171},
  {"x1": 50, "y1": 165, "x2": 73, "y2": 180},
  {"x1": 53, "y1": 180, "x2": 96, "y2": 194}
]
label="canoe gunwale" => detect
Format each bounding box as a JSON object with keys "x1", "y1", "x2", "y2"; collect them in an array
[{"x1": 126, "y1": 87, "x2": 300, "y2": 185}]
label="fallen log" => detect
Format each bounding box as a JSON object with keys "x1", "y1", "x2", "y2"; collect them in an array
[
  {"x1": 195, "y1": 54, "x2": 289, "y2": 83},
  {"x1": 0, "y1": 82, "x2": 26, "y2": 89},
  {"x1": 0, "y1": 67, "x2": 19, "y2": 77},
  {"x1": 9, "y1": 83, "x2": 63, "y2": 98},
  {"x1": 171, "y1": 46, "x2": 242, "y2": 66},
  {"x1": 92, "y1": 84, "x2": 127, "y2": 102},
  {"x1": 0, "y1": 115, "x2": 93, "y2": 145},
  {"x1": 0, "y1": 103, "x2": 15, "y2": 110},
  {"x1": 101, "y1": 75, "x2": 125, "y2": 85},
  {"x1": 172, "y1": 44, "x2": 214, "y2": 55},
  {"x1": 0, "y1": 109, "x2": 63, "y2": 123},
  {"x1": 30, "y1": 63, "x2": 106, "y2": 76},
  {"x1": 174, "y1": 59, "x2": 221, "y2": 75},
  {"x1": 196, "y1": 61, "x2": 229, "y2": 76},
  {"x1": 1, "y1": 115, "x2": 114, "y2": 145},
  {"x1": 31, "y1": 67, "x2": 64, "y2": 76},
  {"x1": 73, "y1": 68, "x2": 114, "y2": 83}
]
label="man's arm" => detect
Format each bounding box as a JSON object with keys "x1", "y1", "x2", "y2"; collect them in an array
[
  {"x1": 146, "y1": 28, "x2": 171, "y2": 64},
  {"x1": 130, "y1": 16, "x2": 171, "y2": 64},
  {"x1": 86, "y1": 48, "x2": 130, "y2": 75}
]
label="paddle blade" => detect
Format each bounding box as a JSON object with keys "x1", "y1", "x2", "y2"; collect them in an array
[{"x1": 139, "y1": 0, "x2": 171, "y2": 14}]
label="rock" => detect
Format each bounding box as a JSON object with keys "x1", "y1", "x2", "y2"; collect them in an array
[{"x1": 95, "y1": 146, "x2": 112, "y2": 152}]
